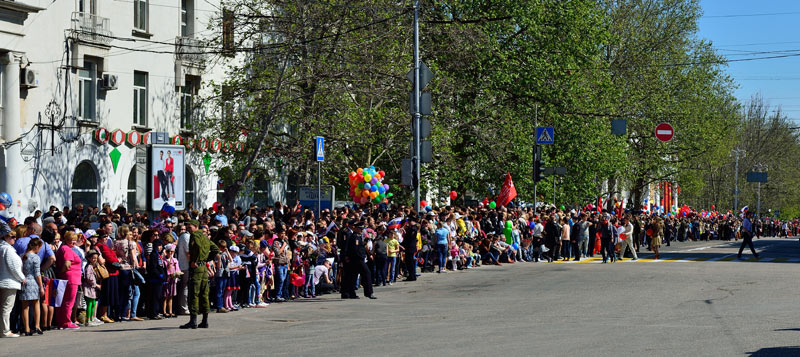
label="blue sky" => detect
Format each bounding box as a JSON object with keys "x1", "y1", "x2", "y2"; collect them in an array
[{"x1": 698, "y1": 0, "x2": 800, "y2": 122}]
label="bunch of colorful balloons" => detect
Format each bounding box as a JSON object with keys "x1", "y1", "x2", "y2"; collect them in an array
[{"x1": 348, "y1": 166, "x2": 392, "y2": 205}]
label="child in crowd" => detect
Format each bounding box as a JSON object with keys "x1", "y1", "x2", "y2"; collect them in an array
[
  {"x1": 162, "y1": 244, "x2": 180, "y2": 318},
  {"x1": 448, "y1": 240, "x2": 459, "y2": 271},
  {"x1": 225, "y1": 245, "x2": 242, "y2": 311},
  {"x1": 214, "y1": 240, "x2": 230, "y2": 312},
  {"x1": 256, "y1": 240, "x2": 272, "y2": 306},
  {"x1": 241, "y1": 240, "x2": 259, "y2": 307},
  {"x1": 82, "y1": 251, "x2": 101, "y2": 327},
  {"x1": 289, "y1": 265, "x2": 305, "y2": 299}
]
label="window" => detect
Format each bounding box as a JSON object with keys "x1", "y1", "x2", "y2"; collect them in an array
[
  {"x1": 181, "y1": 0, "x2": 194, "y2": 37},
  {"x1": 252, "y1": 176, "x2": 272, "y2": 207},
  {"x1": 78, "y1": 61, "x2": 97, "y2": 121},
  {"x1": 72, "y1": 161, "x2": 98, "y2": 208},
  {"x1": 134, "y1": 0, "x2": 148, "y2": 31},
  {"x1": 127, "y1": 165, "x2": 137, "y2": 213},
  {"x1": 79, "y1": 0, "x2": 96, "y2": 14},
  {"x1": 185, "y1": 167, "x2": 195, "y2": 209},
  {"x1": 0, "y1": 68, "x2": 4, "y2": 130},
  {"x1": 221, "y1": 85, "x2": 233, "y2": 122},
  {"x1": 222, "y1": 8, "x2": 234, "y2": 56},
  {"x1": 133, "y1": 71, "x2": 148, "y2": 126},
  {"x1": 180, "y1": 76, "x2": 198, "y2": 129}
]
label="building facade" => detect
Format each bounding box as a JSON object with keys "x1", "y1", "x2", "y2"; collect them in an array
[{"x1": 0, "y1": 0, "x2": 285, "y2": 218}]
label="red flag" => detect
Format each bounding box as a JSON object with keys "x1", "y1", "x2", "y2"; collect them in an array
[{"x1": 496, "y1": 172, "x2": 517, "y2": 206}]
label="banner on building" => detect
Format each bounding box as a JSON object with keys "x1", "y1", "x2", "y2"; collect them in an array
[{"x1": 150, "y1": 144, "x2": 185, "y2": 210}]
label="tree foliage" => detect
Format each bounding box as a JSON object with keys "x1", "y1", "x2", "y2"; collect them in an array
[{"x1": 196, "y1": 0, "x2": 795, "y2": 214}]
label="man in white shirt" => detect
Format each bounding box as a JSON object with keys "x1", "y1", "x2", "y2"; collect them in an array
[
  {"x1": 176, "y1": 226, "x2": 191, "y2": 314},
  {"x1": 313, "y1": 259, "x2": 334, "y2": 295},
  {"x1": 618, "y1": 216, "x2": 637, "y2": 261}
]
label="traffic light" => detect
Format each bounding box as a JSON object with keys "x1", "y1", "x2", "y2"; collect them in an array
[{"x1": 533, "y1": 145, "x2": 545, "y2": 182}]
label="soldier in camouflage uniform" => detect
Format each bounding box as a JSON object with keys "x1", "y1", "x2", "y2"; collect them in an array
[{"x1": 180, "y1": 220, "x2": 219, "y2": 329}]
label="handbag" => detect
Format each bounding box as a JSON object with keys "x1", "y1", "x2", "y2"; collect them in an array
[{"x1": 94, "y1": 264, "x2": 110, "y2": 280}]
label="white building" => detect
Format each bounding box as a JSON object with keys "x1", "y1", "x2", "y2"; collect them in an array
[{"x1": 0, "y1": 0, "x2": 284, "y2": 218}]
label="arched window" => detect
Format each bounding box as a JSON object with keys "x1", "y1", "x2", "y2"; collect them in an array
[
  {"x1": 127, "y1": 166, "x2": 137, "y2": 213},
  {"x1": 72, "y1": 161, "x2": 98, "y2": 208},
  {"x1": 185, "y1": 167, "x2": 195, "y2": 209}
]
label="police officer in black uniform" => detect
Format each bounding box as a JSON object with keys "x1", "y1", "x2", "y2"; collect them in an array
[
  {"x1": 337, "y1": 220, "x2": 352, "y2": 299},
  {"x1": 343, "y1": 219, "x2": 376, "y2": 299},
  {"x1": 402, "y1": 216, "x2": 419, "y2": 281}
]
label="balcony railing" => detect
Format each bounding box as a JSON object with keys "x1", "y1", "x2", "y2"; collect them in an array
[
  {"x1": 175, "y1": 36, "x2": 206, "y2": 65},
  {"x1": 71, "y1": 12, "x2": 112, "y2": 46}
]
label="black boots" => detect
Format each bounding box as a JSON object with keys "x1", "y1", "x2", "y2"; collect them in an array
[
  {"x1": 180, "y1": 314, "x2": 197, "y2": 329},
  {"x1": 198, "y1": 313, "x2": 209, "y2": 328}
]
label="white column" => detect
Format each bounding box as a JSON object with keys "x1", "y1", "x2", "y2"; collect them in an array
[{"x1": 2, "y1": 52, "x2": 26, "y2": 217}]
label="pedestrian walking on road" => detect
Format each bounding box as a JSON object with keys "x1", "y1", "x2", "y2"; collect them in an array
[
  {"x1": 738, "y1": 212, "x2": 759, "y2": 260},
  {"x1": 599, "y1": 216, "x2": 614, "y2": 263},
  {"x1": 651, "y1": 217, "x2": 663, "y2": 260},
  {"x1": 618, "y1": 217, "x2": 637, "y2": 261}
]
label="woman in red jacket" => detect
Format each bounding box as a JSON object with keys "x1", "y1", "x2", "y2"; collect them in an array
[{"x1": 95, "y1": 233, "x2": 119, "y2": 324}]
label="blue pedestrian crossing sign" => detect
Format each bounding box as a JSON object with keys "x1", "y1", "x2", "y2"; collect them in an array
[
  {"x1": 315, "y1": 136, "x2": 325, "y2": 161},
  {"x1": 536, "y1": 127, "x2": 554, "y2": 145}
]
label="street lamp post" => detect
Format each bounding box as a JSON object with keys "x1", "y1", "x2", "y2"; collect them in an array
[{"x1": 412, "y1": 0, "x2": 421, "y2": 213}]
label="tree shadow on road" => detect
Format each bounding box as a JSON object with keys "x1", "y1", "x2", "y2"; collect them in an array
[{"x1": 747, "y1": 346, "x2": 800, "y2": 356}]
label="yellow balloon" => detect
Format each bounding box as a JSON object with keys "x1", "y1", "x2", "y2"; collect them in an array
[{"x1": 364, "y1": 174, "x2": 372, "y2": 182}]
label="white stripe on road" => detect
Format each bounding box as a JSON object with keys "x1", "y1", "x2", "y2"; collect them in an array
[
  {"x1": 707, "y1": 254, "x2": 736, "y2": 262},
  {"x1": 686, "y1": 246, "x2": 712, "y2": 251}
]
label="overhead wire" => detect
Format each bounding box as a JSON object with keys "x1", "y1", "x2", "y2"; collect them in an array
[{"x1": 703, "y1": 11, "x2": 800, "y2": 18}]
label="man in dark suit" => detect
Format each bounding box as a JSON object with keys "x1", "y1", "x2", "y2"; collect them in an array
[
  {"x1": 402, "y1": 216, "x2": 419, "y2": 281},
  {"x1": 337, "y1": 220, "x2": 352, "y2": 299},
  {"x1": 344, "y1": 219, "x2": 376, "y2": 299}
]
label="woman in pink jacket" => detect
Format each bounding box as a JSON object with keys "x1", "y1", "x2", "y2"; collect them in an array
[{"x1": 55, "y1": 231, "x2": 82, "y2": 330}]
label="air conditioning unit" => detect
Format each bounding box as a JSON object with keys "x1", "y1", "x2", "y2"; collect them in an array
[
  {"x1": 21, "y1": 68, "x2": 38, "y2": 88},
  {"x1": 101, "y1": 73, "x2": 118, "y2": 90}
]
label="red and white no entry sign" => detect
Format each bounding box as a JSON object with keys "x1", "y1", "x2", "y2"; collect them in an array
[{"x1": 655, "y1": 122, "x2": 674, "y2": 142}]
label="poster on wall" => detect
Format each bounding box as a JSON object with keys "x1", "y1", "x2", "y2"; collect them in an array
[{"x1": 150, "y1": 144, "x2": 185, "y2": 210}]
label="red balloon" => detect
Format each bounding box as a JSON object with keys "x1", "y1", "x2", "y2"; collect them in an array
[
  {"x1": 379, "y1": 170, "x2": 385, "y2": 177},
  {"x1": 420, "y1": 200, "x2": 428, "y2": 207},
  {"x1": 450, "y1": 191, "x2": 457, "y2": 200}
]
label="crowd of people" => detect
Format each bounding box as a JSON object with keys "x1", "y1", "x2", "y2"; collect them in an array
[{"x1": 0, "y1": 199, "x2": 797, "y2": 337}]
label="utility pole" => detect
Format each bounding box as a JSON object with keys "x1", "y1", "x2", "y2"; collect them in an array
[
  {"x1": 533, "y1": 104, "x2": 538, "y2": 211},
  {"x1": 732, "y1": 148, "x2": 745, "y2": 212},
  {"x1": 412, "y1": 0, "x2": 421, "y2": 213}
]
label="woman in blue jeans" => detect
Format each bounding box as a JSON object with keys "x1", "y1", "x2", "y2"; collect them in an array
[{"x1": 434, "y1": 222, "x2": 450, "y2": 273}]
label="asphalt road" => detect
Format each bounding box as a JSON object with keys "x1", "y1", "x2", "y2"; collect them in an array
[{"x1": 6, "y1": 237, "x2": 800, "y2": 357}]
